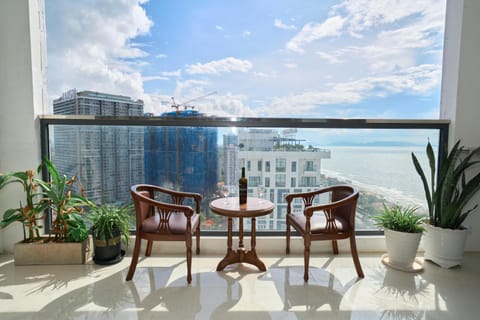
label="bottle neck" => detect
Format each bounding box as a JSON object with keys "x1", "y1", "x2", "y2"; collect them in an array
[{"x1": 241, "y1": 167, "x2": 245, "y2": 178}]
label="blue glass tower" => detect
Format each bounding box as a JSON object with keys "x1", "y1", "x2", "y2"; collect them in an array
[{"x1": 144, "y1": 110, "x2": 218, "y2": 201}]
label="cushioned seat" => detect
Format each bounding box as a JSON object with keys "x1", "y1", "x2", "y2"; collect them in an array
[
  {"x1": 142, "y1": 213, "x2": 200, "y2": 234},
  {"x1": 289, "y1": 212, "x2": 348, "y2": 234}
]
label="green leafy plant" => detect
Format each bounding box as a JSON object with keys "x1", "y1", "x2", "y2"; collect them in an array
[
  {"x1": 373, "y1": 203, "x2": 425, "y2": 233},
  {"x1": 88, "y1": 204, "x2": 132, "y2": 247},
  {"x1": 36, "y1": 158, "x2": 92, "y2": 242},
  {"x1": 412, "y1": 140, "x2": 480, "y2": 229},
  {"x1": 0, "y1": 168, "x2": 49, "y2": 242}
]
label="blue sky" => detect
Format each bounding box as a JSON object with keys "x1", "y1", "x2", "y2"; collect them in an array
[{"x1": 45, "y1": 0, "x2": 446, "y2": 122}]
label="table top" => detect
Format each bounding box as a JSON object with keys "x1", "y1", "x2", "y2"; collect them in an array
[{"x1": 209, "y1": 197, "x2": 274, "y2": 218}]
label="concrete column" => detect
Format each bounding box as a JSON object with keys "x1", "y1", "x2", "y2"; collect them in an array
[
  {"x1": 440, "y1": 0, "x2": 480, "y2": 250},
  {"x1": 0, "y1": 0, "x2": 47, "y2": 252}
]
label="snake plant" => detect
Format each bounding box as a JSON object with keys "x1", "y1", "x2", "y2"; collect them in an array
[{"x1": 412, "y1": 140, "x2": 480, "y2": 229}]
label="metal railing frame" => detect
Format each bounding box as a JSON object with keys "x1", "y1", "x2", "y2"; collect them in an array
[{"x1": 39, "y1": 115, "x2": 450, "y2": 236}]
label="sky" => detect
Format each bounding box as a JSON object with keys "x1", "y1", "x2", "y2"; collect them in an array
[{"x1": 45, "y1": 0, "x2": 447, "y2": 122}]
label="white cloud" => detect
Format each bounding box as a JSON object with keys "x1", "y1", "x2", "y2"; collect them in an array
[
  {"x1": 46, "y1": 0, "x2": 153, "y2": 105},
  {"x1": 266, "y1": 64, "x2": 441, "y2": 116},
  {"x1": 332, "y1": 0, "x2": 443, "y2": 34},
  {"x1": 186, "y1": 57, "x2": 253, "y2": 75},
  {"x1": 286, "y1": 16, "x2": 346, "y2": 53},
  {"x1": 143, "y1": 76, "x2": 169, "y2": 81},
  {"x1": 284, "y1": 63, "x2": 297, "y2": 69},
  {"x1": 216, "y1": 25, "x2": 224, "y2": 31},
  {"x1": 156, "y1": 53, "x2": 168, "y2": 59},
  {"x1": 161, "y1": 69, "x2": 182, "y2": 77},
  {"x1": 242, "y1": 31, "x2": 251, "y2": 38},
  {"x1": 207, "y1": 94, "x2": 256, "y2": 117},
  {"x1": 274, "y1": 18, "x2": 297, "y2": 30},
  {"x1": 315, "y1": 51, "x2": 343, "y2": 64}
]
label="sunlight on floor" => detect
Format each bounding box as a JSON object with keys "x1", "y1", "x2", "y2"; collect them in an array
[{"x1": 0, "y1": 253, "x2": 479, "y2": 319}]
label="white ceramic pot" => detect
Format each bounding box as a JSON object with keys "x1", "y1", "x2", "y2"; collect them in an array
[
  {"x1": 384, "y1": 228, "x2": 422, "y2": 269},
  {"x1": 422, "y1": 223, "x2": 469, "y2": 268}
]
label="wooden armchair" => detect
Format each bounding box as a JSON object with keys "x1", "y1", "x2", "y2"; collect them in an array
[
  {"x1": 126, "y1": 184, "x2": 202, "y2": 283},
  {"x1": 285, "y1": 185, "x2": 364, "y2": 281}
]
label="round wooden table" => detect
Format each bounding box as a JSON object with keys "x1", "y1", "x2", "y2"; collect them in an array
[{"x1": 209, "y1": 197, "x2": 274, "y2": 271}]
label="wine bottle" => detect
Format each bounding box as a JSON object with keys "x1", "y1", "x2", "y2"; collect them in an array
[{"x1": 239, "y1": 166, "x2": 248, "y2": 204}]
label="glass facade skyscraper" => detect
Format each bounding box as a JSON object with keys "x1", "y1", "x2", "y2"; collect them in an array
[
  {"x1": 144, "y1": 110, "x2": 218, "y2": 203},
  {"x1": 52, "y1": 89, "x2": 145, "y2": 204}
]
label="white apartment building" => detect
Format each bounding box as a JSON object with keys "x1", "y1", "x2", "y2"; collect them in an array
[{"x1": 235, "y1": 129, "x2": 331, "y2": 231}]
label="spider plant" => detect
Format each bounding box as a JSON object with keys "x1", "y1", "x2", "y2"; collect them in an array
[
  {"x1": 88, "y1": 203, "x2": 132, "y2": 247},
  {"x1": 373, "y1": 203, "x2": 425, "y2": 233},
  {"x1": 411, "y1": 140, "x2": 480, "y2": 229}
]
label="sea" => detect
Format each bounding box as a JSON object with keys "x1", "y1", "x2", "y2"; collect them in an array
[{"x1": 321, "y1": 146, "x2": 429, "y2": 209}]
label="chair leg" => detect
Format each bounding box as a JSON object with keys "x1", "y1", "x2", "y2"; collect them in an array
[
  {"x1": 286, "y1": 219, "x2": 291, "y2": 254},
  {"x1": 196, "y1": 226, "x2": 200, "y2": 255},
  {"x1": 350, "y1": 235, "x2": 364, "y2": 278},
  {"x1": 304, "y1": 235, "x2": 310, "y2": 282},
  {"x1": 186, "y1": 234, "x2": 193, "y2": 284},
  {"x1": 126, "y1": 235, "x2": 142, "y2": 281},
  {"x1": 145, "y1": 240, "x2": 153, "y2": 256},
  {"x1": 332, "y1": 240, "x2": 339, "y2": 254}
]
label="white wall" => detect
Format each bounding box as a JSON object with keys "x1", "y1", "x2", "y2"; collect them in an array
[
  {"x1": 440, "y1": 0, "x2": 480, "y2": 250},
  {"x1": 0, "y1": 0, "x2": 46, "y2": 252},
  {"x1": 1, "y1": 0, "x2": 480, "y2": 253}
]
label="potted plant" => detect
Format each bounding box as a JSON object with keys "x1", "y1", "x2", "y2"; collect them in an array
[
  {"x1": 373, "y1": 203, "x2": 425, "y2": 271},
  {"x1": 88, "y1": 203, "x2": 132, "y2": 265},
  {"x1": 412, "y1": 140, "x2": 480, "y2": 268},
  {"x1": 0, "y1": 158, "x2": 93, "y2": 264}
]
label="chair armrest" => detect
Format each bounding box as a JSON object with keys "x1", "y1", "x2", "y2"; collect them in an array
[{"x1": 136, "y1": 184, "x2": 202, "y2": 214}]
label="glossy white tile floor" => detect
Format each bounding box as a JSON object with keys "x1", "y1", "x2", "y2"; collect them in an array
[{"x1": 0, "y1": 252, "x2": 479, "y2": 319}]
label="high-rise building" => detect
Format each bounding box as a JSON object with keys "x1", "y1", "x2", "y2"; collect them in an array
[
  {"x1": 222, "y1": 133, "x2": 239, "y2": 186},
  {"x1": 237, "y1": 128, "x2": 331, "y2": 230},
  {"x1": 52, "y1": 89, "x2": 145, "y2": 204},
  {"x1": 144, "y1": 109, "x2": 218, "y2": 205}
]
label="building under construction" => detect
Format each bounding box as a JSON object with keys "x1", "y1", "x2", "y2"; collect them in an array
[{"x1": 144, "y1": 110, "x2": 218, "y2": 203}]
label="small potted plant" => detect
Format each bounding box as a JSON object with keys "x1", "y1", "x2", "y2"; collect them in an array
[
  {"x1": 412, "y1": 140, "x2": 480, "y2": 268},
  {"x1": 88, "y1": 203, "x2": 132, "y2": 265},
  {"x1": 373, "y1": 203, "x2": 425, "y2": 271}
]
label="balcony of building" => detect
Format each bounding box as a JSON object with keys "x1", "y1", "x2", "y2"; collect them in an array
[{"x1": 1, "y1": 0, "x2": 480, "y2": 319}]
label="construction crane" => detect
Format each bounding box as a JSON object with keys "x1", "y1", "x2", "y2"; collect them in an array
[{"x1": 171, "y1": 91, "x2": 217, "y2": 112}]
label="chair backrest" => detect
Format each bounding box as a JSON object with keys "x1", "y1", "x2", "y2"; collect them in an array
[
  {"x1": 130, "y1": 184, "x2": 200, "y2": 232},
  {"x1": 330, "y1": 185, "x2": 359, "y2": 228}
]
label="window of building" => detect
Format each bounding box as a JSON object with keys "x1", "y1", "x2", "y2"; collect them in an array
[
  {"x1": 275, "y1": 174, "x2": 286, "y2": 187},
  {"x1": 291, "y1": 177, "x2": 296, "y2": 188},
  {"x1": 304, "y1": 161, "x2": 315, "y2": 171},
  {"x1": 291, "y1": 161, "x2": 296, "y2": 172},
  {"x1": 265, "y1": 177, "x2": 270, "y2": 187},
  {"x1": 276, "y1": 158, "x2": 286, "y2": 172},
  {"x1": 257, "y1": 160, "x2": 262, "y2": 171},
  {"x1": 249, "y1": 176, "x2": 261, "y2": 187},
  {"x1": 301, "y1": 176, "x2": 317, "y2": 187},
  {"x1": 265, "y1": 161, "x2": 270, "y2": 172}
]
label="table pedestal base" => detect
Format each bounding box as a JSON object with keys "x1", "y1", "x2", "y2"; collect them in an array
[{"x1": 216, "y1": 248, "x2": 266, "y2": 271}]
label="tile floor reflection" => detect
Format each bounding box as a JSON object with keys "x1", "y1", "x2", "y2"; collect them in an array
[{"x1": 0, "y1": 253, "x2": 479, "y2": 319}]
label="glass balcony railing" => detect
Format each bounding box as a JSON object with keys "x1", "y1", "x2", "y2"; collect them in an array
[{"x1": 40, "y1": 115, "x2": 449, "y2": 235}]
